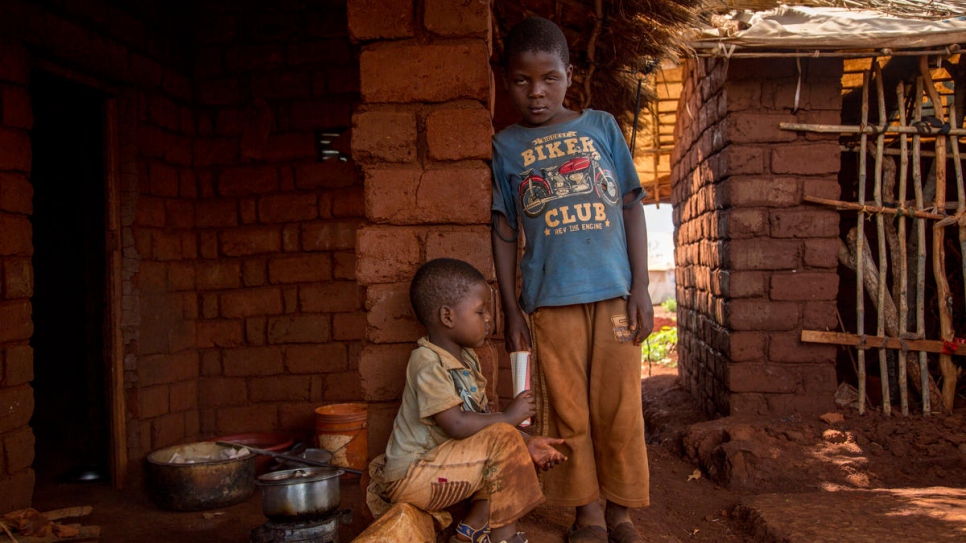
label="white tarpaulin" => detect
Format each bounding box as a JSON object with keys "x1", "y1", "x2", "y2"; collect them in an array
[{"x1": 694, "y1": 6, "x2": 966, "y2": 51}]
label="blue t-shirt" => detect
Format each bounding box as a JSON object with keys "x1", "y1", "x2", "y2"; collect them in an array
[{"x1": 492, "y1": 109, "x2": 644, "y2": 314}]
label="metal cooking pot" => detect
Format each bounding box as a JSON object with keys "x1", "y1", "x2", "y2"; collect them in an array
[
  {"x1": 256, "y1": 465, "x2": 344, "y2": 521},
  {"x1": 146, "y1": 442, "x2": 255, "y2": 511}
]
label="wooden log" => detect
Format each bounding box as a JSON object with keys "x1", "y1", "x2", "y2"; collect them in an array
[
  {"x1": 802, "y1": 330, "x2": 966, "y2": 356},
  {"x1": 873, "y1": 61, "x2": 892, "y2": 414},
  {"x1": 803, "y1": 195, "x2": 945, "y2": 220},
  {"x1": 41, "y1": 508, "x2": 92, "y2": 522},
  {"x1": 780, "y1": 122, "x2": 966, "y2": 136}
]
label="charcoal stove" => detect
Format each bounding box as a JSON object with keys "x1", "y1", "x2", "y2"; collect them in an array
[{"x1": 250, "y1": 509, "x2": 352, "y2": 543}]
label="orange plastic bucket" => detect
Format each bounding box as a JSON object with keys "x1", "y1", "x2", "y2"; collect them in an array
[{"x1": 314, "y1": 403, "x2": 367, "y2": 476}]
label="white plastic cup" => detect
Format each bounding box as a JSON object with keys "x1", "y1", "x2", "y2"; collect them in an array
[
  {"x1": 510, "y1": 351, "x2": 531, "y2": 396},
  {"x1": 510, "y1": 351, "x2": 532, "y2": 427}
]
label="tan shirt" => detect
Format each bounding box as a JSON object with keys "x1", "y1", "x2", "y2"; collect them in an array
[{"x1": 382, "y1": 338, "x2": 489, "y2": 482}]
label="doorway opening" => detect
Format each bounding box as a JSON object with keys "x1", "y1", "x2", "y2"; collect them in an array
[{"x1": 29, "y1": 70, "x2": 111, "y2": 486}]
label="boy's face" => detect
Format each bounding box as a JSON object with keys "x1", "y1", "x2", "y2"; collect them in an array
[
  {"x1": 449, "y1": 281, "x2": 492, "y2": 349},
  {"x1": 503, "y1": 49, "x2": 573, "y2": 127}
]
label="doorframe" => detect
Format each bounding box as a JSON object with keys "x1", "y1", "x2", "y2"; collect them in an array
[{"x1": 32, "y1": 58, "x2": 127, "y2": 489}]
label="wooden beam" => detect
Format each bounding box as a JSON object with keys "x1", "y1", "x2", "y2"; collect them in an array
[{"x1": 801, "y1": 329, "x2": 966, "y2": 356}]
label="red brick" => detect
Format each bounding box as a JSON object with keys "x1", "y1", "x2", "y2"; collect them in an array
[
  {"x1": 334, "y1": 312, "x2": 367, "y2": 340},
  {"x1": 285, "y1": 99, "x2": 353, "y2": 131},
  {"x1": 151, "y1": 413, "x2": 187, "y2": 449},
  {"x1": 364, "y1": 165, "x2": 490, "y2": 224},
  {"x1": 726, "y1": 239, "x2": 800, "y2": 270},
  {"x1": 803, "y1": 301, "x2": 837, "y2": 330},
  {"x1": 727, "y1": 271, "x2": 767, "y2": 298},
  {"x1": 769, "y1": 332, "x2": 836, "y2": 363},
  {"x1": 243, "y1": 258, "x2": 267, "y2": 286},
  {"x1": 250, "y1": 375, "x2": 314, "y2": 402},
  {"x1": 220, "y1": 287, "x2": 283, "y2": 318},
  {"x1": 266, "y1": 254, "x2": 333, "y2": 285},
  {"x1": 424, "y1": 228, "x2": 493, "y2": 279},
  {"x1": 366, "y1": 283, "x2": 423, "y2": 344},
  {"x1": 197, "y1": 320, "x2": 244, "y2": 348},
  {"x1": 728, "y1": 363, "x2": 800, "y2": 393},
  {"x1": 300, "y1": 281, "x2": 363, "y2": 312},
  {"x1": 220, "y1": 226, "x2": 281, "y2": 256},
  {"x1": 258, "y1": 133, "x2": 316, "y2": 162},
  {"x1": 356, "y1": 226, "x2": 421, "y2": 284},
  {"x1": 223, "y1": 346, "x2": 284, "y2": 377},
  {"x1": 198, "y1": 77, "x2": 242, "y2": 106},
  {"x1": 199, "y1": 377, "x2": 248, "y2": 408},
  {"x1": 0, "y1": 470, "x2": 33, "y2": 513},
  {"x1": 251, "y1": 72, "x2": 311, "y2": 100},
  {"x1": 330, "y1": 187, "x2": 365, "y2": 219},
  {"x1": 148, "y1": 162, "x2": 179, "y2": 197},
  {"x1": 138, "y1": 352, "x2": 199, "y2": 386},
  {"x1": 771, "y1": 143, "x2": 841, "y2": 175},
  {"x1": 301, "y1": 220, "x2": 359, "y2": 251},
  {"x1": 359, "y1": 343, "x2": 412, "y2": 401},
  {"x1": 718, "y1": 176, "x2": 800, "y2": 208},
  {"x1": 1, "y1": 86, "x2": 32, "y2": 129},
  {"x1": 246, "y1": 317, "x2": 267, "y2": 345},
  {"x1": 333, "y1": 252, "x2": 356, "y2": 280},
  {"x1": 152, "y1": 231, "x2": 183, "y2": 261},
  {"x1": 347, "y1": 0, "x2": 415, "y2": 40},
  {"x1": 135, "y1": 197, "x2": 165, "y2": 228},
  {"x1": 3, "y1": 345, "x2": 32, "y2": 386},
  {"x1": 352, "y1": 110, "x2": 417, "y2": 163},
  {"x1": 166, "y1": 199, "x2": 195, "y2": 229},
  {"x1": 770, "y1": 272, "x2": 838, "y2": 301},
  {"x1": 723, "y1": 80, "x2": 762, "y2": 112},
  {"x1": 0, "y1": 172, "x2": 32, "y2": 214},
  {"x1": 139, "y1": 385, "x2": 170, "y2": 419},
  {"x1": 0, "y1": 300, "x2": 31, "y2": 343},
  {"x1": 803, "y1": 238, "x2": 840, "y2": 269},
  {"x1": 424, "y1": 0, "x2": 488, "y2": 36},
  {"x1": 727, "y1": 331, "x2": 766, "y2": 361},
  {"x1": 194, "y1": 138, "x2": 240, "y2": 167},
  {"x1": 723, "y1": 209, "x2": 766, "y2": 239},
  {"x1": 218, "y1": 166, "x2": 279, "y2": 197},
  {"x1": 196, "y1": 261, "x2": 241, "y2": 290},
  {"x1": 267, "y1": 315, "x2": 331, "y2": 344},
  {"x1": 258, "y1": 193, "x2": 319, "y2": 223},
  {"x1": 360, "y1": 44, "x2": 489, "y2": 103},
  {"x1": 285, "y1": 343, "x2": 348, "y2": 374},
  {"x1": 0, "y1": 385, "x2": 32, "y2": 432},
  {"x1": 0, "y1": 214, "x2": 32, "y2": 256},
  {"x1": 4, "y1": 427, "x2": 34, "y2": 473},
  {"x1": 426, "y1": 106, "x2": 491, "y2": 160},
  {"x1": 0, "y1": 129, "x2": 30, "y2": 172},
  {"x1": 323, "y1": 65, "x2": 360, "y2": 95},
  {"x1": 279, "y1": 401, "x2": 321, "y2": 434},
  {"x1": 727, "y1": 299, "x2": 799, "y2": 331},
  {"x1": 3, "y1": 257, "x2": 33, "y2": 299},
  {"x1": 166, "y1": 262, "x2": 194, "y2": 291},
  {"x1": 769, "y1": 208, "x2": 839, "y2": 238},
  {"x1": 216, "y1": 405, "x2": 279, "y2": 435},
  {"x1": 196, "y1": 200, "x2": 239, "y2": 228},
  {"x1": 295, "y1": 161, "x2": 359, "y2": 190},
  {"x1": 0, "y1": 42, "x2": 28, "y2": 84}
]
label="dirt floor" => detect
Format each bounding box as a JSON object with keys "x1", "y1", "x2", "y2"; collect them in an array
[{"x1": 23, "y1": 309, "x2": 966, "y2": 542}]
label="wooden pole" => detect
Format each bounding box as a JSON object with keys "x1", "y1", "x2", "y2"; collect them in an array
[
  {"x1": 896, "y1": 81, "x2": 911, "y2": 416},
  {"x1": 802, "y1": 195, "x2": 944, "y2": 220},
  {"x1": 913, "y1": 75, "x2": 931, "y2": 415},
  {"x1": 921, "y1": 55, "x2": 956, "y2": 412},
  {"x1": 857, "y1": 68, "x2": 870, "y2": 415},
  {"x1": 873, "y1": 61, "x2": 892, "y2": 414},
  {"x1": 802, "y1": 330, "x2": 966, "y2": 356},
  {"x1": 780, "y1": 123, "x2": 966, "y2": 136}
]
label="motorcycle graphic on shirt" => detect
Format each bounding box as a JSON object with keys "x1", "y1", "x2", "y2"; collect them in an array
[{"x1": 518, "y1": 152, "x2": 620, "y2": 218}]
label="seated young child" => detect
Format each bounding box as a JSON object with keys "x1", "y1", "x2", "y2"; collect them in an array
[{"x1": 366, "y1": 258, "x2": 567, "y2": 543}]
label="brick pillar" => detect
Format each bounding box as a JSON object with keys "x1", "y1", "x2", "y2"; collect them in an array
[
  {"x1": 348, "y1": 0, "x2": 496, "y2": 458},
  {"x1": 0, "y1": 38, "x2": 36, "y2": 512},
  {"x1": 671, "y1": 57, "x2": 842, "y2": 417}
]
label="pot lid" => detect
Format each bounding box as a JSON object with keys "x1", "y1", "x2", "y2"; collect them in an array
[{"x1": 256, "y1": 466, "x2": 343, "y2": 485}]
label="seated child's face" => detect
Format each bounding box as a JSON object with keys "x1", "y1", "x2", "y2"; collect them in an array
[
  {"x1": 504, "y1": 49, "x2": 573, "y2": 127},
  {"x1": 449, "y1": 281, "x2": 492, "y2": 348}
]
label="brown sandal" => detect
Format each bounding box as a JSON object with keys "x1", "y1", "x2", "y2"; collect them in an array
[
  {"x1": 567, "y1": 523, "x2": 607, "y2": 543},
  {"x1": 607, "y1": 521, "x2": 642, "y2": 543}
]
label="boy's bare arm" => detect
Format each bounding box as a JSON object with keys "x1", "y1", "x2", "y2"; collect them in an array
[
  {"x1": 623, "y1": 199, "x2": 654, "y2": 345},
  {"x1": 491, "y1": 213, "x2": 531, "y2": 352},
  {"x1": 432, "y1": 390, "x2": 535, "y2": 439}
]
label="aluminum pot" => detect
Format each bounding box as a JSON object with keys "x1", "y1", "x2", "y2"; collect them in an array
[
  {"x1": 256, "y1": 465, "x2": 344, "y2": 521},
  {"x1": 146, "y1": 442, "x2": 255, "y2": 511}
]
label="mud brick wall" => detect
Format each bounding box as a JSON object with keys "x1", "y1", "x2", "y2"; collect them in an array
[
  {"x1": 0, "y1": 39, "x2": 36, "y2": 513},
  {"x1": 347, "y1": 0, "x2": 499, "y2": 459},
  {"x1": 671, "y1": 57, "x2": 843, "y2": 418},
  {"x1": 189, "y1": 1, "x2": 364, "y2": 451}
]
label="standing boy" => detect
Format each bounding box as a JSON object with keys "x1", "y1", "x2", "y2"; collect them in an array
[
  {"x1": 490, "y1": 17, "x2": 654, "y2": 543},
  {"x1": 366, "y1": 258, "x2": 566, "y2": 543}
]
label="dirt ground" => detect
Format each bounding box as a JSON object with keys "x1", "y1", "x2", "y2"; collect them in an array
[{"x1": 24, "y1": 307, "x2": 966, "y2": 541}]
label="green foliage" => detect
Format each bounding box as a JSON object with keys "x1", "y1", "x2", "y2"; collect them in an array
[
  {"x1": 660, "y1": 298, "x2": 677, "y2": 312},
  {"x1": 641, "y1": 325, "x2": 678, "y2": 366}
]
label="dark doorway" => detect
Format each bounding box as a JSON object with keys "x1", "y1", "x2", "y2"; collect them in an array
[{"x1": 29, "y1": 71, "x2": 110, "y2": 485}]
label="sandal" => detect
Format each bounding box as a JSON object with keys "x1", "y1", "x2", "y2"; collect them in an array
[
  {"x1": 567, "y1": 523, "x2": 607, "y2": 543},
  {"x1": 607, "y1": 521, "x2": 642, "y2": 543},
  {"x1": 449, "y1": 521, "x2": 490, "y2": 543}
]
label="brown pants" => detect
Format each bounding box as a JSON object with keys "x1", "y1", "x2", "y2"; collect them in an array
[
  {"x1": 531, "y1": 298, "x2": 650, "y2": 508},
  {"x1": 388, "y1": 423, "x2": 545, "y2": 529}
]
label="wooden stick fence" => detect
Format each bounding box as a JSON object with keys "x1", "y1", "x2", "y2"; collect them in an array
[{"x1": 790, "y1": 53, "x2": 964, "y2": 415}]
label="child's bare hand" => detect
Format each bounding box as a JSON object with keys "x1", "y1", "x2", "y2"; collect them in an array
[
  {"x1": 627, "y1": 289, "x2": 654, "y2": 346},
  {"x1": 527, "y1": 436, "x2": 567, "y2": 471},
  {"x1": 504, "y1": 390, "x2": 536, "y2": 426}
]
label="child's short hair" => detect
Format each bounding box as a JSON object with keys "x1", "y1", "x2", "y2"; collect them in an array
[
  {"x1": 503, "y1": 17, "x2": 570, "y2": 68},
  {"x1": 410, "y1": 258, "x2": 487, "y2": 327}
]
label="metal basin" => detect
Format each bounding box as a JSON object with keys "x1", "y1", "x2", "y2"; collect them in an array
[
  {"x1": 146, "y1": 442, "x2": 255, "y2": 511},
  {"x1": 256, "y1": 466, "x2": 343, "y2": 521}
]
